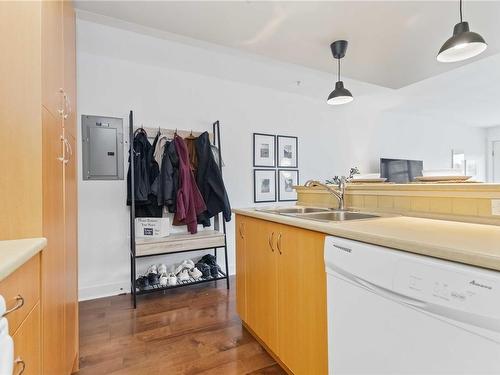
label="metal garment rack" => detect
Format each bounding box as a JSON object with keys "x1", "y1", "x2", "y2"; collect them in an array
[{"x1": 128, "y1": 110, "x2": 229, "y2": 308}]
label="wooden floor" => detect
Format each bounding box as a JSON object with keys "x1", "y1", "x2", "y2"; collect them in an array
[{"x1": 77, "y1": 276, "x2": 286, "y2": 375}]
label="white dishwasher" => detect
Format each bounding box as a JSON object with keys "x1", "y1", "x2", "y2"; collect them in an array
[{"x1": 324, "y1": 236, "x2": 500, "y2": 375}]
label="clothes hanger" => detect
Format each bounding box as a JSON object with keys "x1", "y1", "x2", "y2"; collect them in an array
[{"x1": 185, "y1": 129, "x2": 196, "y2": 140}]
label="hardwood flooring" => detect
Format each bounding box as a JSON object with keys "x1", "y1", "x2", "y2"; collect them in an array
[{"x1": 77, "y1": 277, "x2": 286, "y2": 375}]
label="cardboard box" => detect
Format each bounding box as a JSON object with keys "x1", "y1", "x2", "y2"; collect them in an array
[{"x1": 135, "y1": 218, "x2": 170, "y2": 238}]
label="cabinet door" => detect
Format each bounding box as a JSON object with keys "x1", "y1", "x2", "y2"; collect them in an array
[
  {"x1": 12, "y1": 303, "x2": 41, "y2": 375},
  {"x1": 63, "y1": 131, "x2": 78, "y2": 374},
  {"x1": 245, "y1": 218, "x2": 278, "y2": 353},
  {"x1": 42, "y1": 0, "x2": 63, "y2": 119},
  {"x1": 62, "y1": 0, "x2": 76, "y2": 138},
  {"x1": 277, "y1": 225, "x2": 328, "y2": 375},
  {"x1": 235, "y1": 215, "x2": 247, "y2": 321},
  {"x1": 42, "y1": 107, "x2": 65, "y2": 375}
]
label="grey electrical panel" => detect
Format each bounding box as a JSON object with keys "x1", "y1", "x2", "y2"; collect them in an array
[{"x1": 82, "y1": 115, "x2": 124, "y2": 180}]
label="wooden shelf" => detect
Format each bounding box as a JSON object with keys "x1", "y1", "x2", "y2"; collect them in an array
[{"x1": 135, "y1": 230, "x2": 225, "y2": 257}]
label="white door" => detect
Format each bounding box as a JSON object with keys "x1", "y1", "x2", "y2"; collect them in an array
[{"x1": 493, "y1": 141, "x2": 500, "y2": 182}]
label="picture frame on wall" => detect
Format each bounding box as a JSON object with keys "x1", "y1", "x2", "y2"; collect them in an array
[
  {"x1": 278, "y1": 169, "x2": 299, "y2": 202},
  {"x1": 254, "y1": 169, "x2": 276, "y2": 203},
  {"x1": 277, "y1": 135, "x2": 298, "y2": 168},
  {"x1": 253, "y1": 133, "x2": 276, "y2": 167}
]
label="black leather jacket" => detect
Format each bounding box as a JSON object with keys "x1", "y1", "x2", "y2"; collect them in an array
[{"x1": 195, "y1": 132, "x2": 231, "y2": 226}]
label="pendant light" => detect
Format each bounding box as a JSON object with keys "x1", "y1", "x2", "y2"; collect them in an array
[
  {"x1": 437, "y1": 0, "x2": 487, "y2": 63},
  {"x1": 327, "y1": 40, "x2": 353, "y2": 105}
]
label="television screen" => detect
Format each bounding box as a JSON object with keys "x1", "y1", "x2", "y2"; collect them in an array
[{"x1": 380, "y1": 158, "x2": 423, "y2": 183}]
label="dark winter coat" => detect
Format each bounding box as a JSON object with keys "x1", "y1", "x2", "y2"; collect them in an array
[
  {"x1": 173, "y1": 135, "x2": 206, "y2": 234},
  {"x1": 157, "y1": 140, "x2": 179, "y2": 213},
  {"x1": 195, "y1": 132, "x2": 231, "y2": 226}
]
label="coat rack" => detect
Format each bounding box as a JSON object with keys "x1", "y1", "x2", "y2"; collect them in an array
[{"x1": 128, "y1": 110, "x2": 229, "y2": 308}]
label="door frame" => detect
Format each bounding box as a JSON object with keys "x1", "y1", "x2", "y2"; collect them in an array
[{"x1": 490, "y1": 140, "x2": 500, "y2": 182}]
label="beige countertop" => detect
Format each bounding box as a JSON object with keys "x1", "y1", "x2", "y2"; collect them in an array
[
  {"x1": 233, "y1": 208, "x2": 500, "y2": 272},
  {"x1": 0, "y1": 238, "x2": 47, "y2": 282}
]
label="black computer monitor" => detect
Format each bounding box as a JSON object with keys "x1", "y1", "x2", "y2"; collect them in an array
[{"x1": 380, "y1": 158, "x2": 423, "y2": 183}]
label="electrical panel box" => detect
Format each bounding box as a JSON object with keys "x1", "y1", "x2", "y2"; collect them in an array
[{"x1": 82, "y1": 115, "x2": 124, "y2": 180}]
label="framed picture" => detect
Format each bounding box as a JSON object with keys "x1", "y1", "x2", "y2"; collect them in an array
[
  {"x1": 254, "y1": 169, "x2": 276, "y2": 203},
  {"x1": 277, "y1": 135, "x2": 298, "y2": 168},
  {"x1": 278, "y1": 169, "x2": 299, "y2": 201},
  {"x1": 253, "y1": 133, "x2": 276, "y2": 167}
]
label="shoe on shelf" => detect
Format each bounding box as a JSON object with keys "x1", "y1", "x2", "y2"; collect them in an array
[
  {"x1": 136, "y1": 275, "x2": 149, "y2": 289},
  {"x1": 157, "y1": 263, "x2": 167, "y2": 275},
  {"x1": 174, "y1": 259, "x2": 195, "y2": 275},
  {"x1": 200, "y1": 254, "x2": 218, "y2": 267},
  {"x1": 209, "y1": 264, "x2": 220, "y2": 278},
  {"x1": 159, "y1": 273, "x2": 169, "y2": 287},
  {"x1": 148, "y1": 272, "x2": 160, "y2": 285},
  {"x1": 167, "y1": 273, "x2": 178, "y2": 286},
  {"x1": 189, "y1": 267, "x2": 203, "y2": 280},
  {"x1": 177, "y1": 269, "x2": 190, "y2": 282},
  {"x1": 147, "y1": 264, "x2": 158, "y2": 274},
  {"x1": 195, "y1": 262, "x2": 211, "y2": 278}
]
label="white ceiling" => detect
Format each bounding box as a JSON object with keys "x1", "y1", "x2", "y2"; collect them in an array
[{"x1": 75, "y1": 1, "x2": 500, "y2": 89}]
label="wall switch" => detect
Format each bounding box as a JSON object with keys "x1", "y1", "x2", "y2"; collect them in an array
[{"x1": 491, "y1": 200, "x2": 500, "y2": 216}]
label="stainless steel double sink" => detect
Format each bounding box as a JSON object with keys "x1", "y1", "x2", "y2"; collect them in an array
[{"x1": 257, "y1": 206, "x2": 380, "y2": 222}]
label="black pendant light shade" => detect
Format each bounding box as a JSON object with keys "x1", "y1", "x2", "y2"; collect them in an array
[
  {"x1": 327, "y1": 81, "x2": 353, "y2": 105},
  {"x1": 327, "y1": 40, "x2": 353, "y2": 105},
  {"x1": 437, "y1": 1, "x2": 487, "y2": 62}
]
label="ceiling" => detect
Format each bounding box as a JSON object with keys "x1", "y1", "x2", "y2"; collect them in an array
[{"x1": 75, "y1": 1, "x2": 500, "y2": 89}]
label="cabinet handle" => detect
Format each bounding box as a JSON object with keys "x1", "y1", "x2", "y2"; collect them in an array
[
  {"x1": 268, "y1": 232, "x2": 275, "y2": 252},
  {"x1": 277, "y1": 233, "x2": 282, "y2": 255},
  {"x1": 64, "y1": 93, "x2": 71, "y2": 120},
  {"x1": 57, "y1": 135, "x2": 65, "y2": 163},
  {"x1": 238, "y1": 223, "x2": 244, "y2": 239},
  {"x1": 58, "y1": 88, "x2": 65, "y2": 118},
  {"x1": 63, "y1": 138, "x2": 72, "y2": 164},
  {"x1": 14, "y1": 357, "x2": 25, "y2": 375},
  {"x1": 3, "y1": 295, "x2": 24, "y2": 317}
]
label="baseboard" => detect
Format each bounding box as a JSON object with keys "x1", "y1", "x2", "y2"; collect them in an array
[
  {"x1": 78, "y1": 281, "x2": 129, "y2": 301},
  {"x1": 78, "y1": 264, "x2": 236, "y2": 302}
]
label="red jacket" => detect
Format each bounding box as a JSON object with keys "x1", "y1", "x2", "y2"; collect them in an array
[{"x1": 173, "y1": 135, "x2": 206, "y2": 234}]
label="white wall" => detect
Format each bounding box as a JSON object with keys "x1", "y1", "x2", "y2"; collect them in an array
[{"x1": 76, "y1": 18, "x2": 486, "y2": 300}]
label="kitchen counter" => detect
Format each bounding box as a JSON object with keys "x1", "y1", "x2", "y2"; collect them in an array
[
  {"x1": 0, "y1": 238, "x2": 47, "y2": 281},
  {"x1": 233, "y1": 208, "x2": 500, "y2": 272}
]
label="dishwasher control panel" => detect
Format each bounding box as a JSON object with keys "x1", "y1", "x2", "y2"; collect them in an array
[{"x1": 393, "y1": 259, "x2": 500, "y2": 317}]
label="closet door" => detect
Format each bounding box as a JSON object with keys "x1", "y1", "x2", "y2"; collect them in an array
[
  {"x1": 42, "y1": 0, "x2": 63, "y2": 119},
  {"x1": 42, "y1": 107, "x2": 65, "y2": 375},
  {"x1": 62, "y1": 0, "x2": 76, "y2": 138},
  {"x1": 62, "y1": 1, "x2": 78, "y2": 372},
  {"x1": 63, "y1": 131, "x2": 78, "y2": 374}
]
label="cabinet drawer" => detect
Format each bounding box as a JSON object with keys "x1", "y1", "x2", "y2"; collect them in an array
[
  {"x1": 0, "y1": 254, "x2": 40, "y2": 335},
  {"x1": 12, "y1": 303, "x2": 41, "y2": 375}
]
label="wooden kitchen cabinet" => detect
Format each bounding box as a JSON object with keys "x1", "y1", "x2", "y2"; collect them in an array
[
  {"x1": 42, "y1": 107, "x2": 66, "y2": 375},
  {"x1": 277, "y1": 224, "x2": 328, "y2": 375},
  {"x1": 235, "y1": 215, "x2": 247, "y2": 321},
  {"x1": 12, "y1": 303, "x2": 42, "y2": 375},
  {"x1": 245, "y1": 217, "x2": 279, "y2": 354},
  {"x1": 42, "y1": 0, "x2": 64, "y2": 119},
  {"x1": 236, "y1": 215, "x2": 328, "y2": 374},
  {"x1": 1, "y1": 1, "x2": 79, "y2": 374},
  {"x1": 63, "y1": 132, "x2": 79, "y2": 374},
  {"x1": 0, "y1": 253, "x2": 42, "y2": 375}
]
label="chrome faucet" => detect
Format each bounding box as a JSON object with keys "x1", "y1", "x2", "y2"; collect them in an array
[{"x1": 305, "y1": 167, "x2": 359, "y2": 211}]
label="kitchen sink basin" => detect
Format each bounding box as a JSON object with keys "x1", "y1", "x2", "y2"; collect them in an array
[
  {"x1": 298, "y1": 211, "x2": 380, "y2": 221},
  {"x1": 258, "y1": 207, "x2": 331, "y2": 214}
]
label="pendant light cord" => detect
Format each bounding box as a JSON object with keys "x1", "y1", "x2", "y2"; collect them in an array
[
  {"x1": 338, "y1": 58, "x2": 341, "y2": 82},
  {"x1": 460, "y1": 0, "x2": 463, "y2": 22}
]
